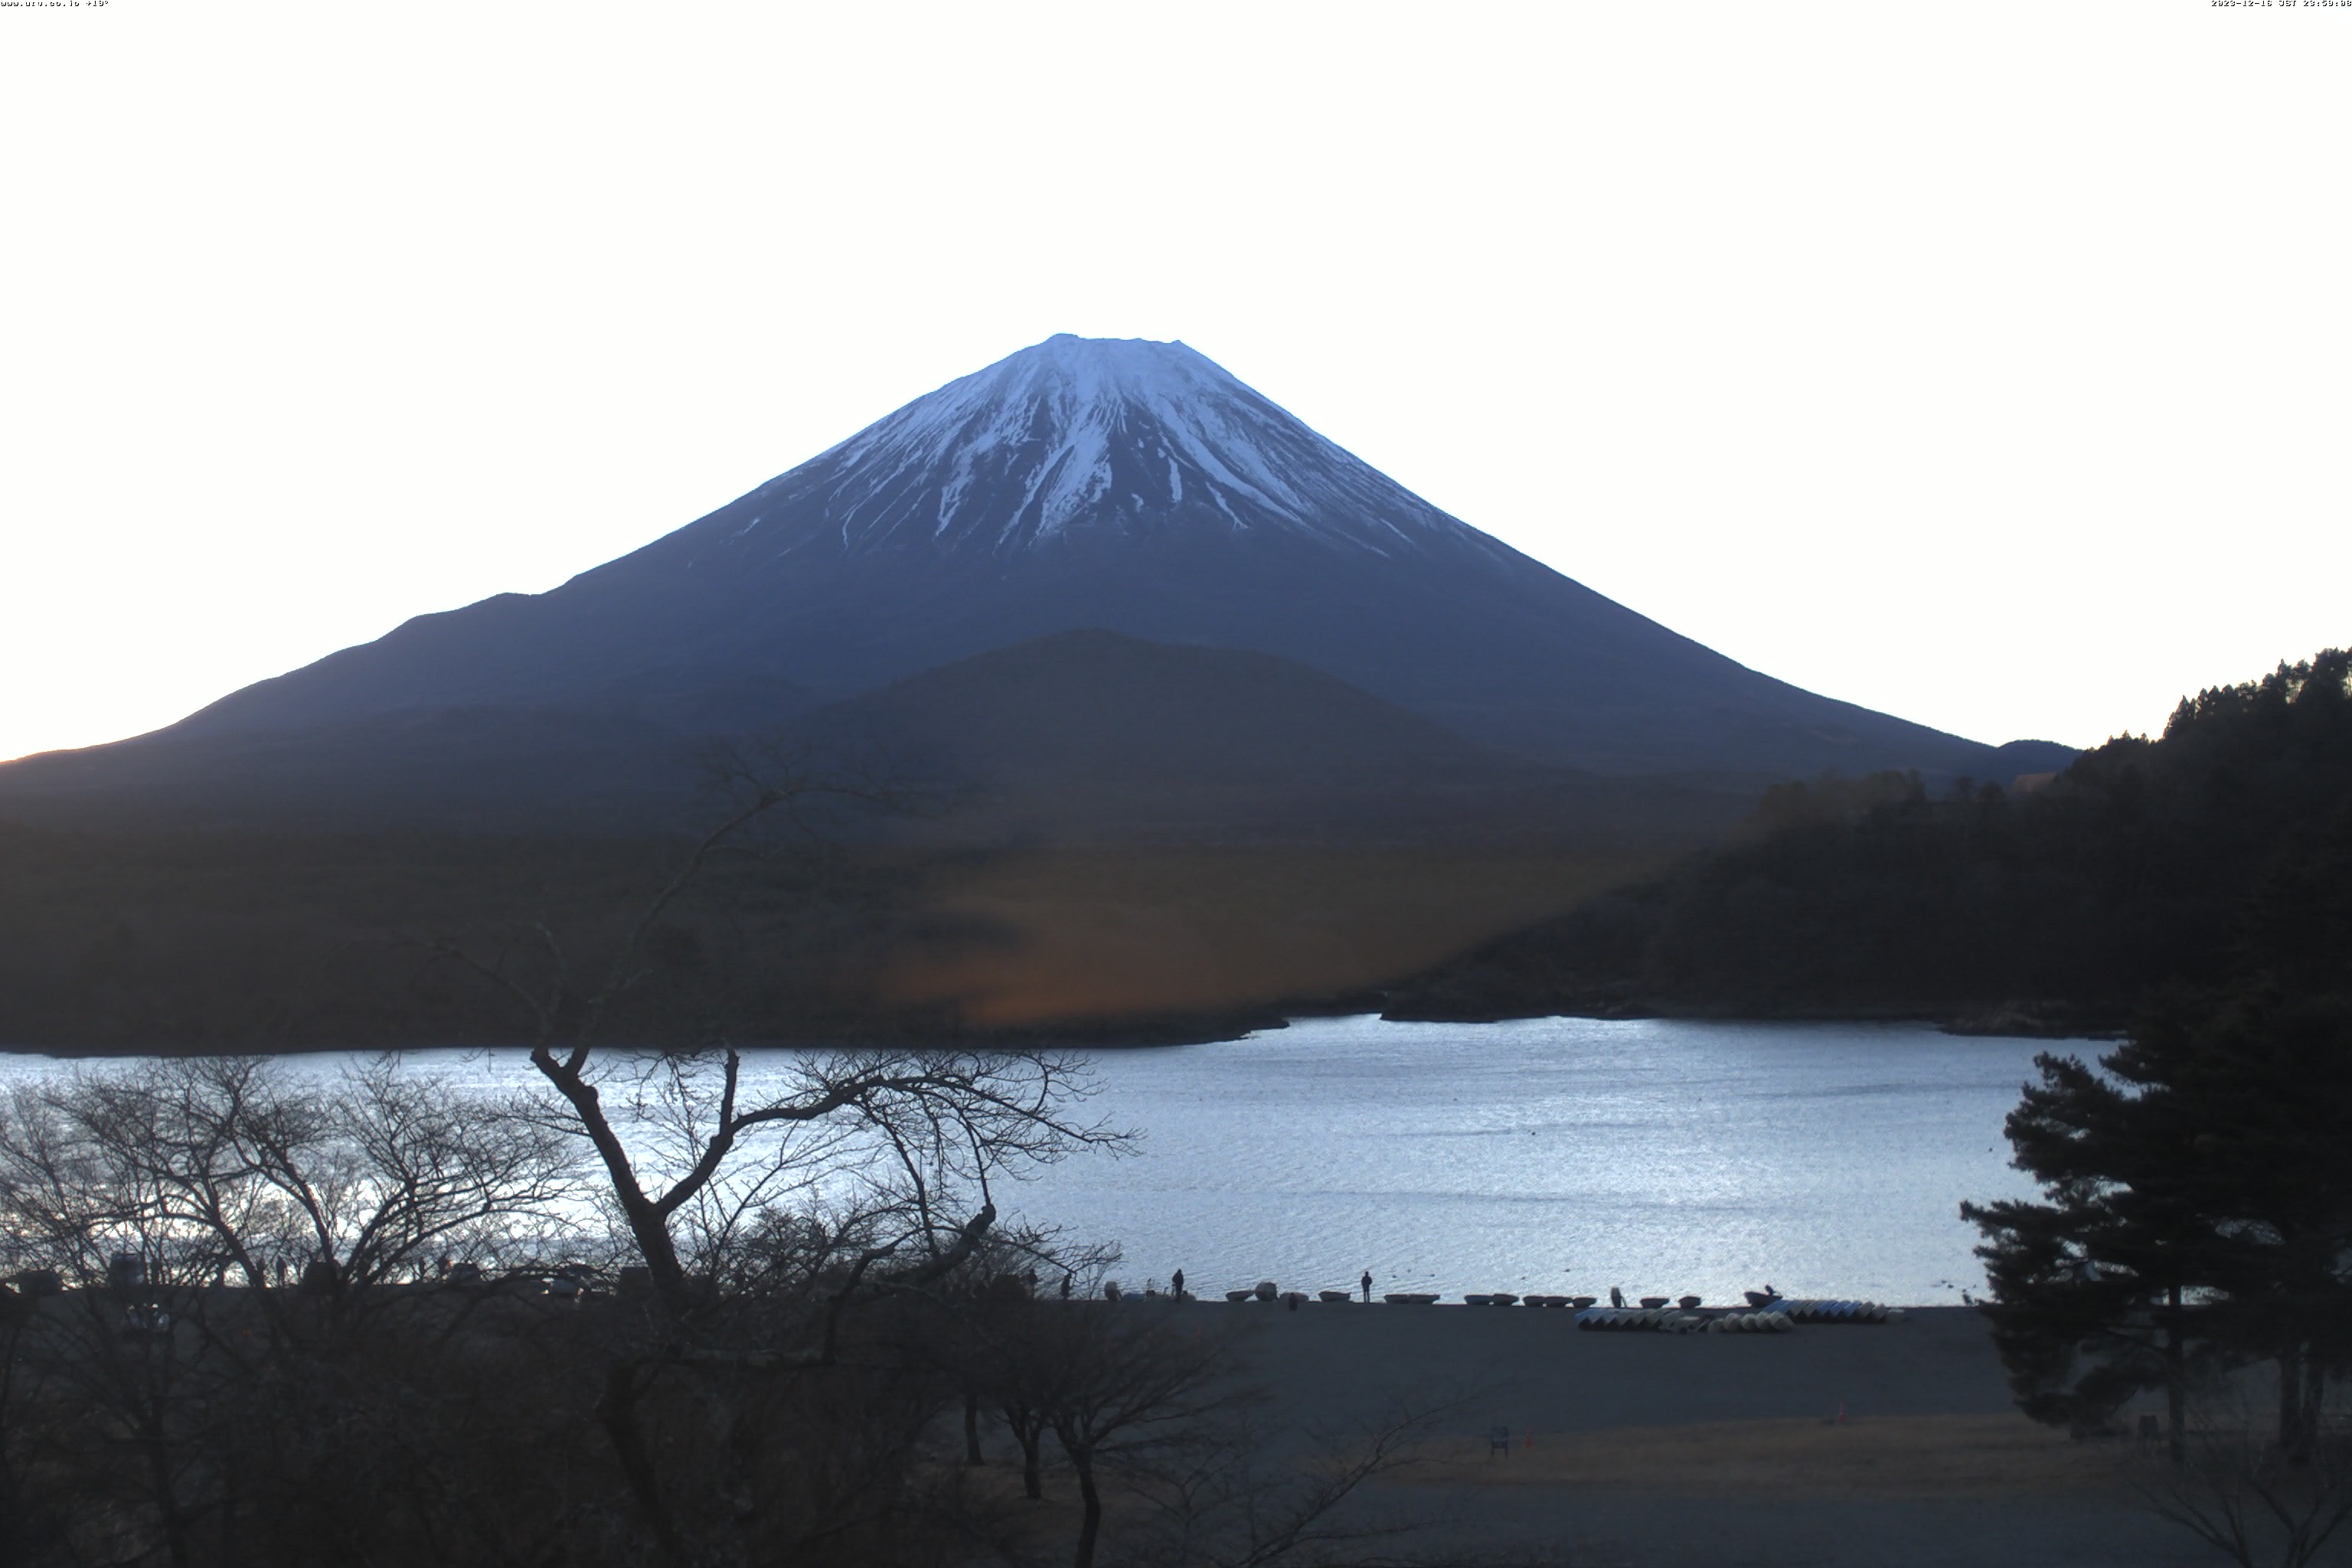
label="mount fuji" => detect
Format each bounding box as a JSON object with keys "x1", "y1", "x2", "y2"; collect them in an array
[{"x1": 4, "y1": 335, "x2": 2061, "y2": 828}]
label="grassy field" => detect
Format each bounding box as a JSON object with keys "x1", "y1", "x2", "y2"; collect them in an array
[{"x1": 1405, "y1": 1412, "x2": 2120, "y2": 1498}]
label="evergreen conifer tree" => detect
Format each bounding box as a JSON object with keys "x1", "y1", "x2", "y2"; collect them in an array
[{"x1": 1966, "y1": 792, "x2": 2352, "y2": 1459}]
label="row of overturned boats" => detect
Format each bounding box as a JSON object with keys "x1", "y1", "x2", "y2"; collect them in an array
[{"x1": 1212, "y1": 1283, "x2": 1910, "y2": 1332}]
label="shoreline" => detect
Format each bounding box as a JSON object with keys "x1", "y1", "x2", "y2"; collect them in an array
[
  {"x1": 1164, "y1": 1293, "x2": 1965, "y2": 1313},
  {"x1": 0, "y1": 1002, "x2": 2122, "y2": 1061}
]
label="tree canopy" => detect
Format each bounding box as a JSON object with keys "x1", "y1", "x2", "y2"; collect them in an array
[
  {"x1": 1395, "y1": 648, "x2": 2352, "y2": 1026},
  {"x1": 1962, "y1": 779, "x2": 2352, "y2": 1458}
]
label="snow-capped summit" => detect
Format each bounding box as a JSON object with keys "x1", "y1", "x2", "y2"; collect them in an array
[
  {"x1": 704, "y1": 335, "x2": 1484, "y2": 560},
  {"x1": 93, "y1": 334, "x2": 2024, "y2": 784}
]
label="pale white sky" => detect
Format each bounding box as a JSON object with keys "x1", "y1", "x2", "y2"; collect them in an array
[{"x1": 2, "y1": 2, "x2": 2346, "y2": 764}]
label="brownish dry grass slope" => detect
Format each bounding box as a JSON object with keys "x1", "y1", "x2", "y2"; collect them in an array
[{"x1": 878, "y1": 844, "x2": 1674, "y2": 1027}]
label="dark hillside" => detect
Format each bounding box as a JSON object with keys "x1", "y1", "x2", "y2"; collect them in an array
[
  {"x1": 788, "y1": 629, "x2": 1751, "y2": 847},
  {"x1": 0, "y1": 821, "x2": 932, "y2": 1054},
  {"x1": 0, "y1": 633, "x2": 1757, "y2": 1052},
  {"x1": 0, "y1": 820, "x2": 1693, "y2": 1054},
  {"x1": 0, "y1": 632, "x2": 1746, "y2": 848},
  {"x1": 1387, "y1": 650, "x2": 2352, "y2": 1028},
  {"x1": 0, "y1": 708, "x2": 724, "y2": 834}
]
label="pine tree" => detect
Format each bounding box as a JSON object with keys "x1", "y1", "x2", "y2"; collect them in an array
[
  {"x1": 2140, "y1": 987, "x2": 2352, "y2": 1460},
  {"x1": 1966, "y1": 794, "x2": 2352, "y2": 1459},
  {"x1": 1962, "y1": 1045, "x2": 2216, "y2": 1456}
]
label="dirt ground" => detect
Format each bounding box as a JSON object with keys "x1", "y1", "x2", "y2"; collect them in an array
[
  {"x1": 1408, "y1": 1413, "x2": 2114, "y2": 1497},
  {"x1": 1196, "y1": 1302, "x2": 2213, "y2": 1568}
]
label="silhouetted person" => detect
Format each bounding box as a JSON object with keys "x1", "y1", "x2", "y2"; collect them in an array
[
  {"x1": 1171, "y1": 1268, "x2": 1184, "y2": 1300},
  {"x1": 1609, "y1": 1285, "x2": 1624, "y2": 1308},
  {"x1": 1361, "y1": 1269, "x2": 1373, "y2": 1303}
]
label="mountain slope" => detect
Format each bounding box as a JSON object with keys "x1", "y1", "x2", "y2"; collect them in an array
[
  {"x1": 0, "y1": 631, "x2": 1749, "y2": 849},
  {"x1": 786, "y1": 629, "x2": 1748, "y2": 844},
  {"x1": 126, "y1": 335, "x2": 2039, "y2": 782}
]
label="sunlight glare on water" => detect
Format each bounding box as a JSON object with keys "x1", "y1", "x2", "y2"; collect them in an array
[{"x1": 974, "y1": 1015, "x2": 2088, "y2": 1305}]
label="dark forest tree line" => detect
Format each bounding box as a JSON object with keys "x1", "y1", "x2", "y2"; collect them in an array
[
  {"x1": 1392, "y1": 648, "x2": 2352, "y2": 1027},
  {"x1": 1962, "y1": 760, "x2": 2352, "y2": 1565}
]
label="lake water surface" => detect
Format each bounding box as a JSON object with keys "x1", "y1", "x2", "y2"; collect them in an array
[{"x1": 0, "y1": 1015, "x2": 2094, "y2": 1305}]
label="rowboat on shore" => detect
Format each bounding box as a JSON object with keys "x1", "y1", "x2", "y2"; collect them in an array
[{"x1": 1771, "y1": 1298, "x2": 1902, "y2": 1323}]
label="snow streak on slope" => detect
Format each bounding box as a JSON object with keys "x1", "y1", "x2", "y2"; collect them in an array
[{"x1": 713, "y1": 335, "x2": 1504, "y2": 562}]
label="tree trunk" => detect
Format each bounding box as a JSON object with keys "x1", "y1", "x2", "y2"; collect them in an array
[
  {"x1": 142, "y1": 1417, "x2": 191, "y2": 1568},
  {"x1": 596, "y1": 1360, "x2": 683, "y2": 1558},
  {"x1": 617, "y1": 1194, "x2": 691, "y2": 1314},
  {"x1": 2279, "y1": 1345, "x2": 2305, "y2": 1458},
  {"x1": 964, "y1": 1392, "x2": 984, "y2": 1465},
  {"x1": 1003, "y1": 1403, "x2": 1046, "y2": 1499},
  {"x1": 2164, "y1": 1282, "x2": 2186, "y2": 1465},
  {"x1": 1070, "y1": 1444, "x2": 1102, "y2": 1568},
  {"x1": 126, "y1": 1357, "x2": 191, "y2": 1568},
  {"x1": 2278, "y1": 1342, "x2": 2324, "y2": 1464},
  {"x1": 531, "y1": 1054, "x2": 692, "y2": 1313}
]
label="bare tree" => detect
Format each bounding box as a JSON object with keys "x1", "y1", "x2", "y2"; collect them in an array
[
  {"x1": 0, "y1": 1057, "x2": 584, "y2": 1568},
  {"x1": 406, "y1": 755, "x2": 1132, "y2": 1565},
  {"x1": 1118, "y1": 1390, "x2": 1461, "y2": 1568},
  {"x1": 0, "y1": 1056, "x2": 576, "y2": 1317},
  {"x1": 425, "y1": 753, "x2": 1124, "y2": 1318},
  {"x1": 923, "y1": 1230, "x2": 1120, "y2": 1498},
  {"x1": 961, "y1": 1295, "x2": 1462, "y2": 1568},
  {"x1": 1027, "y1": 1305, "x2": 1240, "y2": 1568},
  {"x1": 2132, "y1": 1379, "x2": 2352, "y2": 1568}
]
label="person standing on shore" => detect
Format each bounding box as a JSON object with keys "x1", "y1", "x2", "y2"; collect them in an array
[
  {"x1": 1171, "y1": 1268, "x2": 1184, "y2": 1300},
  {"x1": 1361, "y1": 1269, "x2": 1373, "y2": 1303}
]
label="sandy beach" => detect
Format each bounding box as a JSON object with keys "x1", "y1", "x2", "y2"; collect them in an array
[{"x1": 1198, "y1": 1302, "x2": 2206, "y2": 1568}]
